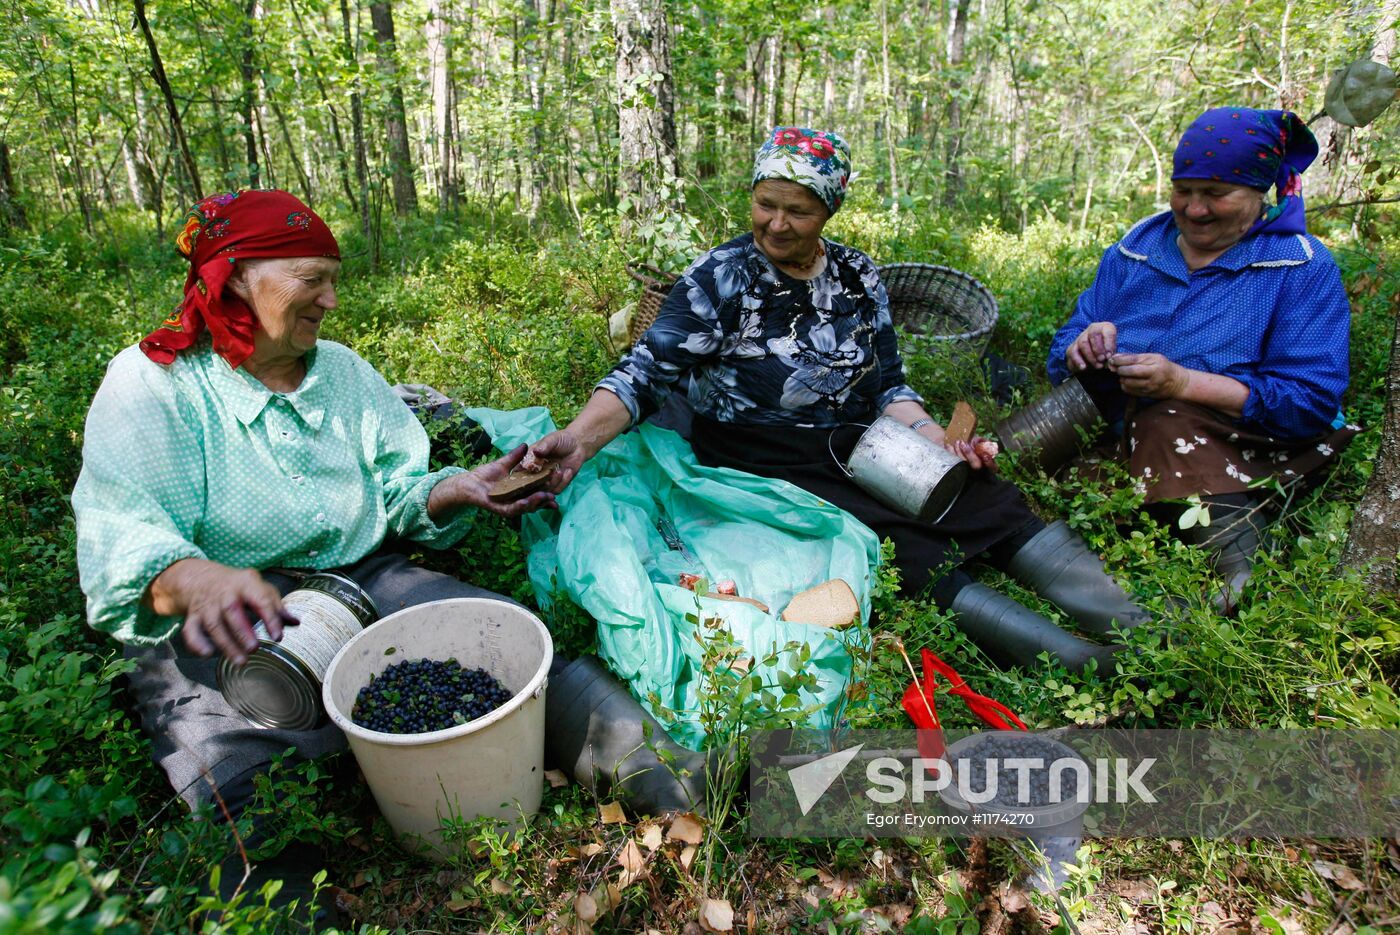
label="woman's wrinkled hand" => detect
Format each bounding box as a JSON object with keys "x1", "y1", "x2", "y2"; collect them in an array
[
  {"x1": 1109, "y1": 352, "x2": 1190, "y2": 399},
  {"x1": 946, "y1": 436, "x2": 998, "y2": 471},
  {"x1": 521, "y1": 429, "x2": 586, "y2": 495},
  {"x1": 464, "y1": 444, "x2": 559, "y2": 518},
  {"x1": 160, "y1": 561, "x2": 295, "y2": 666},
  {"x1": 1066, "y1": 321, "x2": 1118, "y2": 372}
]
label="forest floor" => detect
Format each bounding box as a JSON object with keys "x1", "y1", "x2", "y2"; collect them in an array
[{"x1": 0, "y1": 202, "x2": 1397, "y2": 932}]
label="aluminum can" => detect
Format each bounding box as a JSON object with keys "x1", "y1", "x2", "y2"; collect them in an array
[
  {"x1": 838, "y1": 416, "x2": 969, "y2": 522},
  {"x1": 216, "y1": 572, "x2": 379, "y2": 730}
]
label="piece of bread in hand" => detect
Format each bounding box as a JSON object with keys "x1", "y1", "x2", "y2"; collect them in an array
[
  {"x1": 488, "y1": 462, "x2": 556, "y2": 502},
  {"x1": 944, "y1": 401, "x2": 977, "y2": 443}
]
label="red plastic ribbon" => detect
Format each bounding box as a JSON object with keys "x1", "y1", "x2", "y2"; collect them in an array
[{"x1": 901, "y1": 648, "x2": 1027, "y2": 767}]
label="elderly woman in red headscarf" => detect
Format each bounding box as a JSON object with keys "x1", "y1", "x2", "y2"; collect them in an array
[{"x1": 71, "y1": 190, "x2": 553, "y2": 904}]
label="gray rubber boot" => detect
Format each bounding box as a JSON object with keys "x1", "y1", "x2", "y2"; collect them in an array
[
  {"x1": 1006, "y1": 520, "x2": 1151, "y2": 637},
  {"x1": 950, "y1": 583, "x2": 1119, "y2": 674},
  {"x1": 1176, "y1": 496, "x2": 1268, "y2": 613},
  {"x1": 546, "y1": 656, "x2": 708, "y2": 816}
]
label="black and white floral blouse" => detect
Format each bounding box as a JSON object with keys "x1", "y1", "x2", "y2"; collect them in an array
[{"x1": 599, "y1": 234, "x2": 922, "y2": 428}]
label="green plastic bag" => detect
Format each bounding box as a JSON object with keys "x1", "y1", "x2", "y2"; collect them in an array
[{"x1": 466, "y1": 407, "x2": 879, "y2": 751}]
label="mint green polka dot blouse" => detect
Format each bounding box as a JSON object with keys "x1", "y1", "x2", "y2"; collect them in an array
[{"x1": 72, "y1": 340, "x2": 473, "y2": 645}]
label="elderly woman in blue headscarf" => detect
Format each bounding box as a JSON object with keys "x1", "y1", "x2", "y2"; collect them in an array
[
  {"x1": 1047, "y1": 108, "x2": 1355, "y2": 607},
  {"x1": 524, "y1": 127, "x2": 1157, "y2": 673}
]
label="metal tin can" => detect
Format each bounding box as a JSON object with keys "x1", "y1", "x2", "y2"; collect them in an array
[
  {"x1": 994, "y1": 377, "x2": 1101, "y2": 471},
  {"x1": 216, "y1": 572, "x2": 380, "y2": 730},
  {"x1": 838, "y1": 416, "x2": 970, "y2": 522}
]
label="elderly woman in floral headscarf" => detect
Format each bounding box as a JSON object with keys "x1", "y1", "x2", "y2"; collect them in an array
[
  {"x1": 1046, "y1": 108, "x2": 1355, "y2": 609},
  {"x1": 525, "y1": 127, "x2": 1156, "y2": 674},
  {"x1": 71, "y1": 190, "x2": 554, "y2": 908}
]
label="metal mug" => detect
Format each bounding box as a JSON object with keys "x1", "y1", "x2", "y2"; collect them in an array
[
  {"x1": 994, "y1": 376, "x2": 1101, "y2": 471},
  {"x1": 832, "y1": 416, "x2": 970, "y2": 522},
  {"x1": 216, "y1": 571, "x2": 380, "y2": 731}
]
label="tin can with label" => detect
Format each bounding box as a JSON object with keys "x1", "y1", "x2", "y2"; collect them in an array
[{"x1": 216, "y1": 572, "x2": 379, "y2": 730}]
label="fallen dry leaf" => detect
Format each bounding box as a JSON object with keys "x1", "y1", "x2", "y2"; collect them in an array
[
  {"x1": 591, "y1": 882, "x2": 622, "y2": 913},
  {"x1": 545, "y1": 769, "x2": 570, "y2": 788},
  {"x1": 699, "y1": 897, "x2": 734, "y2": 932},
  {"x1": 1312, "y1": 860, "x2": 1365, "y2": 891},
  {"x1": 574, "y1": 841, "x2": 606, "y2": 858},
  {"x1": 617, "y1": 840, "x2": 649, "y2": 888},
  {"x1": 872, "y1": 903, "x2": 914, "y2": 926},
  {"x1": 350, "y1": 870, "x2": 368, "y2": 890},
  {"x1": 668, "y1": 812, "x2": 705, "y2": 844},
  {"x1": 599, "y1": 801, "x2": 628, "y2": 825},
  {"x1": 490, "y1": 878, "x2": 513, "y2": 896},
  {"x1": 638, "y1": 822, "x2": 664, "y2": 851},
  {"x1": 445, "y1": 897, "x2": 477, "y2": 913},
  {"x1": 574, "y1": 892, "x2": 599, "y2": 923},
  {"x1": 328, "y1": 887, "x2": 361, "y2": 916},
  {"x1": 1251, "y1": 912, "x2": 1306, "y2": 935},
  {"x1": 679, "y1": 844, "x2": 698, "y2": 873}
]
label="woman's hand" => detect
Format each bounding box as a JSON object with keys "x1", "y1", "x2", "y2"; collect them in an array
[
  {"x1": 148, "y1": 559, "x2": 294, "y2": 666},
  {"x1": 518, "y1": 389, "x2": 633, "y2": 497},
  {"x1": 428, "y1": 444, "x2": 559, "y2": 521},
  {"x1": 946, "y1": 436, "x2": 998, "y2": 471},
  {"x1": 1109, "y1": 352, "x2": 1190, "y2": 399},
  {"x1": 521, "y1": 428, "x2": 587, "y2": 494},
  {"x1": 1066, "y1": 322, "x2": 1118, "y2": 372}
]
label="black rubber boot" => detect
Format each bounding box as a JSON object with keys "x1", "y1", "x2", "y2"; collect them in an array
[
  {"x1": 950, "y1": 583, "x2": 1119, "y2": 674},
  {"x1": 546, "y1": 656, "x2": 708, "y2": 816},
  {"x1": 1006, "y1": 520, "x2": 1151, "y2": 637},
  {"x1": 1176, "y1": 495, "x2": 1268, "y2": 614}
]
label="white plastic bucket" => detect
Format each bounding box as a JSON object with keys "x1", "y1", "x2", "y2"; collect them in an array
[{"x1": 322, "y1": 598, "x2": 553, "y2": 860}]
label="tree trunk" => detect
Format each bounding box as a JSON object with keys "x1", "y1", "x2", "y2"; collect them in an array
[
  {"x1": 427, "y1": 0, "x2": 457, "y2": 212},
  {"x1": 133, "y1": 0, "x2": 201, "y2": 199},
  {"x1": 288, "y1": 0, "x2": 359, "y2": 212},
  {"x1": 241, "y1": 0, "x2": 260, "y2": 187},
  {"x1": 610, "y1": 0, "x2": 678, "y2": 222},
  {"x1": 941, "y1": 0, "x2": 972, "y2": 208},
  {"x1": 263, "y1": 72, "x2": 314, "y2": 200},
  {"x1": 0, "y1": 143, "x2": 26, "y2": 232},
  {"x1": 880, "y1": 0, "x2": 898, "y2": 206},
  {"x1": 339, "y1": 0, "x2": 376, "y2": 267},
  {"x1": 370, "y1": 1, "x2": 417, "y2": 215},
  {"x1": 1341, "y1": 1, "x2": 1400, "y2": 589}
]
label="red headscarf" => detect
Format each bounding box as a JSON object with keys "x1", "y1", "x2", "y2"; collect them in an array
[{"x1": 140, "y1": 190, "x2": 340, "y2": 368}]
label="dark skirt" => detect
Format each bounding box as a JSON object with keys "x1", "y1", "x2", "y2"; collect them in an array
[
  {"x1": 689, "y1": 415, "x2": 1042, "y2": 598},
  {"x1": 1128, "y1": 401, "x2": 1358, "y2": 502}
]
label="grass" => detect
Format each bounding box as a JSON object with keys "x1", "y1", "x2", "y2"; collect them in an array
[{"x1": 0, "y1": 199, "x2": 1396, "y2": 931}]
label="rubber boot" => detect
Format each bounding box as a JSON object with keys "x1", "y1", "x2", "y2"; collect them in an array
[
  {"x1": 546, "y1": 656, "x2": 708, "y2": 816},
  {"x1": 1006, "y1": 520, "x2": 1150, "y2": 637},
  {"x1": 950, "y1": 583, "x2": 1119, "y2": 674},
  {"x1": 1176, "y1": 495, "x2": 1268, "y2": 614}
]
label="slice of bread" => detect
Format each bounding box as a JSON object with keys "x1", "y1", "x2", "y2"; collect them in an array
[
  {"x1": 489, "y1": 462, "x2": 556, "y2": 502},
  {"x1": 945, "y1": 401, "x2": 977, "y2": 443},
  {"x1": 781, "y1": 579, "x2": 860, "y2": 629}
]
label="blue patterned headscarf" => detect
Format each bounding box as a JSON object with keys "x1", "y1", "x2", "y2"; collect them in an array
[
  {"x1": 1172, "y1": 107, "x2": 1319, "y2": 235},
  {"x1": 751, "y1": 126, "x2": 853, "y2": 215}
]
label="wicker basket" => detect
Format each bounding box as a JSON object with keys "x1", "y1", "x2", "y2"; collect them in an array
[
  {"x1": 625, "y1": 263, "x2": 680, "y2": 345},
  {"x1": 877, "y1": 263, "x2": 998, "y2": 358}
]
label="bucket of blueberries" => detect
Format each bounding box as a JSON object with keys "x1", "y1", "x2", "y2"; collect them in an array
[
  {"x1": 322, "y1": 598, "x2": 553, "y2": 860},
  {"x1": 937, "y1": 731, "x2": 1090, "y2": 892}
]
